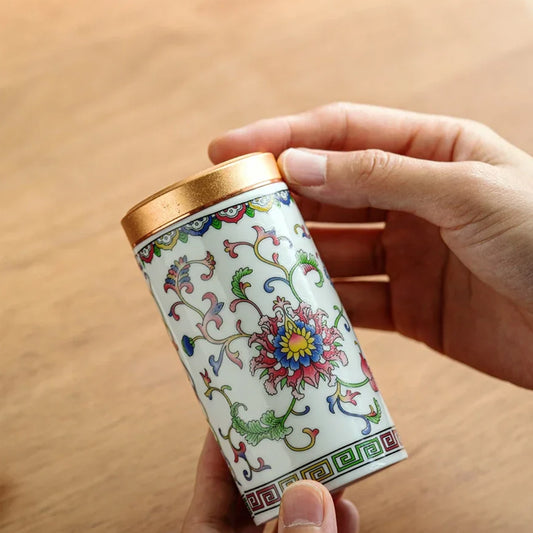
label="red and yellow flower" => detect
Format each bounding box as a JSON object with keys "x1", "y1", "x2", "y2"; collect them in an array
[{"x1": 250, "y1": 298, "x2": 347, "y2": 399}]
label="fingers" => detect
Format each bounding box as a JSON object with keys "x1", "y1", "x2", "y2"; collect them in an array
[
  {"x1": 310, "y1": 225, "x2": 385, "y2": 277},
  {"x1": 209, "y1": 102, "x2": 509, "y2": 165},
  {"x1": 278, "y1": 481, "x2": 344, "y2": 533},
  {"x1": 183, "y1": 433, "x2": 361, "y2": 533},
  {"x1": 182, "y1": 431, "x2": 237, "y2": 533},
  {"x1": 334, "y1": 281, "x2": 393, "y2": 331},
  {"x1": 277, "y1": 481, "x2": 359, "y2": 533},
  {"x1": 295, "y1": 193, "x2": 386, "y2": 223},
  {"x1": 279, "y1": 148, "x2": 502, "y2": 231},
  {"x1": 307, "y1": 224, "x2": 392, "y2": 329}
]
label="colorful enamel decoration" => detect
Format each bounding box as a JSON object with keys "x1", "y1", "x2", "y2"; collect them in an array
[{"x1": 122, "y1": 153, "x2": 407, "y2": 525}]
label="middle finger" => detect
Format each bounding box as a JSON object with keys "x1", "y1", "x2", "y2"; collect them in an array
[
  {"x1": 310, "y1": 224, "x2": 386, "y2": 277},
  {"x1": 294, "y1": 192, "x2": 387, "y2": 223}
]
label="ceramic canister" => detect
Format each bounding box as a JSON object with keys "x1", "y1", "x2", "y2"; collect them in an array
[{"x1": 121, "y1": 153, "x2": 407, "y2": 525}]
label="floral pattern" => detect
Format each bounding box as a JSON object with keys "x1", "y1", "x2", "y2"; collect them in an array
[
  {"x1": 216, "y1": 204, "x2": 247, "y2": 223},
  {"x1": 181, "y1": 215, "x2": 213, "y2": 236},
  {"x1": 135, "y1": 187, "x2": 394, "y2": 485},
  {"x1": 137, "y1": 190, "x2": 292, "y2": 263},
  {"x1": 151, "y1": 221, "x2": 384, "y2": 476},
  {"x1": 250, "y1": 298, "x2": 347, "y2": 399}
]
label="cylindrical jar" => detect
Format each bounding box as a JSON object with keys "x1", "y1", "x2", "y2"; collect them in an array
[{"x1": 122, "y1": 153, "x2": 407, "y2": 525}]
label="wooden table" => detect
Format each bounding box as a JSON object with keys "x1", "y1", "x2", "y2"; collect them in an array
[{"x1": 1, "y1": 1, "x2": 532, "y2": 531}]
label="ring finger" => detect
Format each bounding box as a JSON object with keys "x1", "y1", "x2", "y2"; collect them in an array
[{"x1": 309, "y1": 224, "x2": 386, "y2": 277}]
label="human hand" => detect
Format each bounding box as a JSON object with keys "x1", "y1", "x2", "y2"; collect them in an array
[
  {"x1": 182, "y1": 432, "x2": 359, "y2": 533},
  {"x1": 209, "y1": 103, "x2": 533, "y2": 388}
]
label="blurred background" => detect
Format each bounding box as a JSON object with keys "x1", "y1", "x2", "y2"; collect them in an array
[{"x1": 1, "y1": 1, "x2": 532, "y2": 532}]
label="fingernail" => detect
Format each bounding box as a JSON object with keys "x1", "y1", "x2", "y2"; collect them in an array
[
  {"x1": 279, "y1": 149, "x2": 327, "y2": 186},
  {"x1": 281, "y1": 481, "x2": 324, "y2": 528}
]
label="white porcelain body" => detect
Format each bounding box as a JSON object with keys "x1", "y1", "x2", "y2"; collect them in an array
[{"x1": 134, "y1": 182, "x2": 407, "y2": 525}]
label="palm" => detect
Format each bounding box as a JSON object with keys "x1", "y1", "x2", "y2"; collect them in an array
[{"x1": 378, "y1": 211, "x2": 532, "y2": 383}]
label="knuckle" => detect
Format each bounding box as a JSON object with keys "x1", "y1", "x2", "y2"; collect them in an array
[
  {"x1": 459, "y1": 117, "x2": 494, "y2": 137},
  {"x1": 461, "y1": 118, "x2": 502, "y2": 147},
  {"x1": 453, "y1": 118, "x2": 502, "y2": 159},
  {"x1": 314, "y1": 101, "x2": 353, "y2": 126},
  {"x1": 312, "y1": 102, "x2": 351, "y2": 149},
  {"x1": 460, "y1": 160, "x2": 486, "y2": 180},
  {"x1": 353, "y1": 149, "x2": 395, "y2": 183},
  {"x1": 459, "y1": 160, "x2": 502, "y2": 187},
  {"x1": 321, "y1": 101, "x2": 351, "y2": 114},
  {"x1": 433, "y1": 116, "x2": 499, "y2": 161}
]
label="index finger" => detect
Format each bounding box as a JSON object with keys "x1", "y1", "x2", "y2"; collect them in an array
[{"x1": 208, "y1": 102, "x2": 507, "y2": 165}]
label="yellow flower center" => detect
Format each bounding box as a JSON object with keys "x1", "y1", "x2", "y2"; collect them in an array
[
  {"x1": 279, "y1": 321, "x2": 315, "y2": 361},
  {"x1": 288, "y1": 333, "x2": 308, "y2": 355}
]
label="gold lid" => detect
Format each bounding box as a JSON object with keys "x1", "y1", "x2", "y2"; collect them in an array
[{"x1": 121, "y1": 152, "x2": 282, "y2": 248}]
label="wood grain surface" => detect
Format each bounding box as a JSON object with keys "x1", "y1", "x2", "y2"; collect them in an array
[{"x1": 1, "y1": 1, "x2": 532, "y2": 532}]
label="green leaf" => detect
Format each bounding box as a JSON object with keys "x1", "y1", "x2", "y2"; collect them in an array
[
  {"x1": 280, "y1": 377, "x2": 287, "y2": 389},
  {"x1": 334, "y1": 341, "x2": 342, "y2": 347},
  {"x1": 154, "y1": 245, "x2": 161, "y2": 257},
  {"x1": 231, "y1": 403, "x2": 292, "y2": 446},
  {"x1": 231, "y1": 267, "x2": 253, "y2": 299},
  {"x1": 295, "y1": 250, "x2": 324, "y2": 288},
  {"x1": 245, "y1": 205, "x2": 255, "y2": 217},
  {"x1": 366, "y1": 398, "x2": 382, "y2": 424},
  {"x1": 260, "y1": 368, "x2": 269, "y2": 379},
  {"x1": 212, "y1": 218, "x2": 222, "y2": 229},
  {"x1": 178, "y1": 232, "x2": 188, "y2": 243}
]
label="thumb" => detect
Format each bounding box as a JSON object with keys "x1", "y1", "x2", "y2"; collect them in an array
[
  {"x1": 278, "y1": 481, "x2": 337, "y2": 533},
  {"x1": 278, "y1": 147, "x2": 501, "y2": 230}
]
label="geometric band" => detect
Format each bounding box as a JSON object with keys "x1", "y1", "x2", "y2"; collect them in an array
[{"x1": 243, "y1": 426, "x2": 404, "y2": 518}]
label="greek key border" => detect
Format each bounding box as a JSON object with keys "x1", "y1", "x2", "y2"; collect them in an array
[{"x1": 243, "y1": 427, "x2": 404, "y2": 518}]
